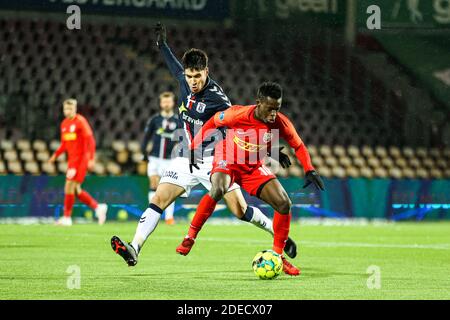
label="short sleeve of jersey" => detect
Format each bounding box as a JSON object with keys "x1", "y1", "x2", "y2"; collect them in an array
[
  {"x1": 213, "y1": 105, "x2": 247, "y2": 128},
  {"x1": 277, "y1": 113, "x2": 303, "y2": 149}
]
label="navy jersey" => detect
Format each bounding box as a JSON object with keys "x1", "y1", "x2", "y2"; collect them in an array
[
  {"x1": 160, "y1": 42, "x2": 232, "y2": 157},
  {"x1": 141, "y1": 113, "x2": 182, "y2": 159}
]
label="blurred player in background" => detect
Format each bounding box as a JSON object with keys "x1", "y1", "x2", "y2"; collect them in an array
[
  {"x1": 111, "y1": 23, "x2": 297, "y2": 267},
  {"x1": 141, "y1": 91, "x2": 182, "y2": 225},
  {"x1": 178, "y1": 82, "x2": 325, "y2": 276},
  {"x1": 48, "y1": 99, "x2": 108, "y2": 226}
]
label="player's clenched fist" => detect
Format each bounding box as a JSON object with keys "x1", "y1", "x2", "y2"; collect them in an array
[{"x1": 155, "y1": 22, "x2": 166, "y2": 47}]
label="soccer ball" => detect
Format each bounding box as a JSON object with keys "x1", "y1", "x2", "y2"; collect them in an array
[{"x1": 252, "y1": 250, "x2": 283, "y2": 280}]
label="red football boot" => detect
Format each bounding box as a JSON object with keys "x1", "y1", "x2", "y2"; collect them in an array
[
  {"x1": 282, "y1": 256, "x2": 301, "y2": 276},
  {"x1": 176, "y1": 236, "x2": 195, "y2": 256}
]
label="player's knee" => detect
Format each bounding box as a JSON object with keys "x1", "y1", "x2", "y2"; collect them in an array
[
  {"x1": 210, "y1": 185, "x2": 227, "y2": 201},
  {"x1": 151, "y1": 192, "x2": 167, "y2": 209},
  {"x1": 275, "y1": 197, "x2": 292, "y2": 214},
  {"x1": 65, "y1": 181, "x2": 76, "y2": 194}
]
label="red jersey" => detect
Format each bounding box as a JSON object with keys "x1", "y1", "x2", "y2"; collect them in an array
[
  {"x1": 54, "y1": 114, "x2": 96, "y2": 166},
  {"x1": 191, "y1": 105, "x2": 314, "y2": 172}
]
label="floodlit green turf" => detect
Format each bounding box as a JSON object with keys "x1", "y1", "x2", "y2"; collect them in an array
[{"x1": 0, "y1": 221, "x2": 449, "y2": 300}]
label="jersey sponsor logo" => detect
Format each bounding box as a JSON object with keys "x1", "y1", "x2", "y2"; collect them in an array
[
  {"x1": 263, "y1": 132, "x2": 273, "y2": 143},
  {"x1": 62, "y1": 132, "x2": 77, "y2": 141},
  {"x1": 219, "y1": 112, "x2": 225, "y2": 121},
  {"x1": 182, "y1": 113, "x2": 204, "y2": 126},
  {"x1": 196, "y1": 102, "x2": 206, "y2": 113},
  {"x1": 233, "y1": 135, "x2": 265, "y2": 152},
  {"x1": 162, "y1": 170, "x2": 178, "y2": 180}
]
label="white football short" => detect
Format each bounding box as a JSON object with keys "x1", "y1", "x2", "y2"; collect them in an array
[
  {"x1": 159, "y1": 156, "x2": 240, "y2": 198},
  {"x1": 147, "y1": 156, "x2": 173, "y2": 177}
]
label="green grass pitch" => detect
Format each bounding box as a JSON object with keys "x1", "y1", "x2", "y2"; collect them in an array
[{"x1": 0, "y1": 221, "x2": 449, "y2": 299}]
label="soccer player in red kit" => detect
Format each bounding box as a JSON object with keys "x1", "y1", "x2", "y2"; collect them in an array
[
  {"x1": 48, "y1": 99, "x2": 108, "y2": 226},
  {"x1": 176, "y1": 82, "x2": 324, "y2": 276}
]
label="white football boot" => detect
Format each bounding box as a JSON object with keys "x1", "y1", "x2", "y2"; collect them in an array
[{"x1": 55, "y1": 216, "x2": 73, "y2": 226}]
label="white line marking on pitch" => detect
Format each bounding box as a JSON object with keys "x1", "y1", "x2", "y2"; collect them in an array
[{"x1": 153, "y1": 236, "x2": 450, "y2": 250}]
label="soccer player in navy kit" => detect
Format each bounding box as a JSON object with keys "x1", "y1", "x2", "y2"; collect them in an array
[
  {"x1": 111, "y1": 23, "x2": 297, "y2": 266},
  {"x1": 142, "y1": 91, "x2": 182, "y2": 225}
]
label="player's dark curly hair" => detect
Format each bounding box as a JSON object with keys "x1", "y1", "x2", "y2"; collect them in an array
[
  {"x1": 182, "y1": 48, "x2": 208, "y2": 71},
  {"x1": 257, "y1": 82, "x2": 283, "y2": 100}
]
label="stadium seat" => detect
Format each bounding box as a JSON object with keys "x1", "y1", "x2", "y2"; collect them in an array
[
  {"x1": 41, "y1": 162, "x2": 57, "y2": 175},
  {"x1": 57, "y1": 162, "x2": 67, "y2": 173},
  {"x1": 20, "y1": 150, "x2": 34, "y2": 162},
  {"x1": 8, "y1": 161, "x2": 23, "y2": 175},
  {"x1": 360, "y1": 167, "x2": 374, "y2": 178},
  {"x1": 24, "y1": 161, "x2": 40, "y2": 175},
  {"x1": 17, "y1": 139, "x2": 31, "y2": 151},
  {"x1": 49, "y1": 140, "x2": 60, "y2": 151},
  {"x1": 374, "y1": 167, "x2": 388, "y2": 178},
  {"x1": 127, "y1": 141, "x2": 140, "y2": 153},
  {"x1": 288, "y1": 165, "x2": 302, "y2": 177},
  {"x1": 106, "y1": 162, "x2": 121, "y2": 175},
  {"x1": 32, "y1": 140, "x2": 48, "y2": 152},
  {"x1": 131, "y1": 152, "x2": 144, "y2": 163},
  {"x1": 0, "y1": 140, "x2": 14, "y2": 151},
  {"x1": 0, "y1": 161, "x2": 6, "y2": 174},
  {"x1": 346, "y1": 166, "x2": 360, "y2": 178},
  {"x1": 416, "y1": 168, "x2": 429, "y2": 179},
  {"x1": 92, "y1": 162, "x2": 106, "y2": 175},
  {"x1": 36, "y1": 151, "x2": 50, "y2": 162},
  {"x1": 116, "y1": 151, "x2": 129, "y2": 164},
  {"x1": 4, "y1": 150, "x2": 18, "y2": 162}
]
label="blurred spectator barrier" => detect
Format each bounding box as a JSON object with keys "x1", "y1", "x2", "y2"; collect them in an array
[{"x1": 0, "y1": 175, "x2": 449, "y2": 221}]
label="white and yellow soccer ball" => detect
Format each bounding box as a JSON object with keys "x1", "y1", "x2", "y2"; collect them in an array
[{"x1": 252, "y1": 250, "x2": 283, "y2": 280}]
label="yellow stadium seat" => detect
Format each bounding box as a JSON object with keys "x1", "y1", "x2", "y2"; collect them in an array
[
  {"x1": 17, "y1": 140, "x2": 31, "y2": 151},
  {"x1": 24, "y1": 162, "x2": 40, "y2": 175},
  {"x1": 33, "y1": 140, "x2": 48, "y2": 152}
]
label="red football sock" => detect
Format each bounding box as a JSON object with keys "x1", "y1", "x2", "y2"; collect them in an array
[
  {"x1": 188, "y1": 194, "x2": 217, "y2": 239},
  {"x1": 64, "y1": 194, "x2": 75, "y2": 218},
  {"x1": 77, "y1": 190, "x2": 98, "y2": 210},
  {"x1": 272, "y1": 211, "x2": 291, "y2": 254}
]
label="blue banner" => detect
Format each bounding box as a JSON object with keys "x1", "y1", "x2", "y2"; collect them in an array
[
  {"x1": 0, "y1": 0, "x2": 229, "y2": 20},
  {"x1": 0, "y1": 175, "x2": 449, "y2": 221}
]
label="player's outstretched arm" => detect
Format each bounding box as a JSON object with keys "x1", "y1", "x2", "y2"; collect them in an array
[
  {"x1": 50, "y1": 138, "x2": 66, "y2": 162},
  {"x1": 155, "y1": 22, "x2": 184, "y2": 81},
  {"x1": 278, "y1": 113, "x2": 324, "y2": 191}
]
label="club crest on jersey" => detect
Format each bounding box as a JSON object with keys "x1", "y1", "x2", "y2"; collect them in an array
[
  {"x1": 263, "y1": 132, "x2": 273, "y2": 143},
  {"x1": 219, "y1": 112, "x2": 225, "y2": 121},
  {"x1": 168, "y1": 122, "x2": 177, "y2": 130},
  {"x1": 218, "y1": 160, "x2": 227, "y2": 169},
  {"x1": 70, "y1": 125, "x2": 76, "y2": 132},
  {"x1": 196, "y1": 102, "x2": 206, "y2": 113}
]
